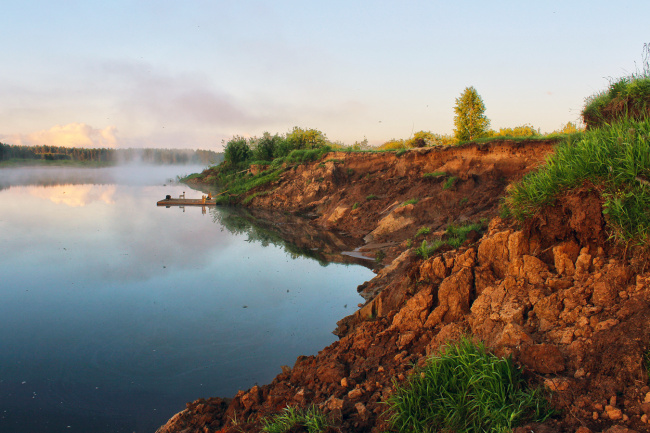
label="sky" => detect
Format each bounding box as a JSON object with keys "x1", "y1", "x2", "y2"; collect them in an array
[{"x1": 1, "y1": 1, "x2": 649, "y2": 151}]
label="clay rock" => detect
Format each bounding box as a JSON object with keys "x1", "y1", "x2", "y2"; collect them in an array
[
  {"x1": 553, "y1": 241, "x2": 580, "y2": 276},
  {"x1": 365, "y1": 213, "x2": 414, "y2": 242},
  {"x1": 495, "y1": 323, "x2": 532, "y2": 347},
  {"x1": 592, "y1": 281, "x2": 617, "y2": 306},
  {"x1": 241, "y1": 385, "x2": 262, "y2": 410},
  {"x1": 603, "y1": 426, "x2": 638, "y2": 433},
  {"x1": 390, "y1": 286, "x2": 435, "y2": 332},
  {"x1": 477, "y1": 230, "x2": 511, "y2": 278},
  {"x1": 518, "y1": 344, "x2": 565, "y2": 374},
  {"x1": 316, "y1": 361, "x2": 347, "y2": 384},
  {"x1": 426, "y1": 266, "x2": 474, "y2": 326}
]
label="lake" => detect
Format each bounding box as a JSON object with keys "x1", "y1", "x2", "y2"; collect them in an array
[{"x1": 0, "y1": 166, "x2": 374, "y2": 433}]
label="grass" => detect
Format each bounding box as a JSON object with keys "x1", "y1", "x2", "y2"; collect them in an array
[
  {"x1": 366, "y1": 194, "x2": 379, "y2": 201},
  {"x1": 386, "y1": 338, "x2": 553, "y2": 433},
  {"x1": 442, "y1": 176, "x2": 458, "y2": 190},
  {"x1": 352, "y1": 202, "x2": 359, "y2": 210},
  {"x1": 422, "y1": 171, "x2": 446, "y2": 179},
  {"x1": 414, "y1": 227, "x2": 431, "y2": 238},
  {"x1": 413, "y1": 221, "x2": 486, "y2": 259},
  {"x1": 215, "y1": 168, "x2": 284, "y2": 204},
  {"x1": 414, "y1": 239, "x2": 445, "y2": 259},
  {"x1": 446, "y1": 221, "x2": 485, "y2": 248},
  {"x1": 261, "y1": 406, "x2": 331, "y2": 433},
  {"x1": 505, "y1": 118, "x2": 650, "y2": 243},
  {"x1": 402, "y1": 198, "x2": 419, "y2": 206},
  {"x1": 582, "y1": 75, "x2": 650, "y2": 128}
]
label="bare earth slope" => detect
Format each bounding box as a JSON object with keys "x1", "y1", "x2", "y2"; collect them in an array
[{"x1": 161, "y1": 140, "x2": 650, "y2": 433}]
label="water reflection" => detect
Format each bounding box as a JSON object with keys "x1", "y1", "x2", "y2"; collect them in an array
[{"x1": 0, "y1": 166, "x2": 374, "y2": 433}]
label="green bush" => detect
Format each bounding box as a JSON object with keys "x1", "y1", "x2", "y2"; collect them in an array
[
  {"x1": 387, "y1": 338, "x2": 553, "y2": 433},
  {"x1": 446, "y1": 221, "x2": 484, "y2": 248}
]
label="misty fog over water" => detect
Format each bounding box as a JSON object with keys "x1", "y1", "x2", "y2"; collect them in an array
[{"x1": 0, "y1": 166, "x2": 373, "y2": 433}]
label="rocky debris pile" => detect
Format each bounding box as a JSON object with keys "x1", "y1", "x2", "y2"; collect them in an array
[{"x1": 158, "y1": 193, "x2": 650, "y2": 432}]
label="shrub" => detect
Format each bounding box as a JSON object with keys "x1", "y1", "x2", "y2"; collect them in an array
[
  {"x1": 414, "y1": 227, "x2": 431, "y2": 238},
  {"x1": 387, "y1": 338, "x2": 553, "y2": 433},
  {"x1": 223, "y1": 136, "x2": 252, "y2": 165}
]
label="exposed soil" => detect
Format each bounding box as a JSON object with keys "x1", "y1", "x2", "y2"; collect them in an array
[{"x1": 160, "y1": 140, "x2": 650, "y2": 433}]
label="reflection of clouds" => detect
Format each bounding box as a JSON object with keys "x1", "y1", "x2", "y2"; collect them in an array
[{"x1": 28, "y1": 184, "x2": 116, "y2": 207}]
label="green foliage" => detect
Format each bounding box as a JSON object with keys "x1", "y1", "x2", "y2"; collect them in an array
[
  {"x1": 442, "y1": 176, "x2": 458, "y2": 190},
  {"x1": 261, "y1": 406, "x2": 331, "y2": 433},
  {"x1": 395, "y1": 148, "x2": 408, "y2": 157},
  {"x1": 252, "y1": 132, "x2": 285, "y2": 161},
  {"x1": 224, "y1": 136, "x2": 252, "y2": 165},
  {"x1": 274, "y1": 127, "x2": 328, "y2": 157},
  {"x1": 401, "y1": 198, "x2": 419, "y2": 206},
  {"x1": 445, "y1": 221, "x2": 484, "y2": 248},
  {"x1": 378, "y1": 138, "x2": 407, "y2": 151},
  {"x1": 284, "y1": 146, "x2": 332, "y2": 164},
  {"x1": 454, "y1": 86, "x2": 490, "y2": 141},
  {"x1": 366, "y1": 194, "x2": 379, "y2": 201},
  {"x1": 414, "y1": 239, "x2": 445, "y2": 259},
  {"x1": 491, "y1": 124, "x2": 540, "y2": 138},
  {"x1": 414, "y1": 227, "x2": 431, "y2": 238},
  {"x1": 406, "y1": 131, "x2": 437, "y2": 148},
  {"x1": 582, "y1": 72, "x2": 650, "y2": 128},
  {"x1": 352, "y1": 202, "x2": 359, "y2": 210},
  {"x1": 375, "y1": 249, "x2": 386, "y2": 264},
  {"x1": 505, "y1": 118, "x2": 650, "y2": 242},
  {"x1": 422, "y1": 171, "x2": 446, "y2": 179},
  {"x1": 387, "y1": 338, "x2": 553, "y2": 433}
]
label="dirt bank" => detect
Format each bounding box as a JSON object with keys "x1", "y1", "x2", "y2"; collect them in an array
[{"x1": 160, "y1": 140, "x2": 650, "y2": 433}]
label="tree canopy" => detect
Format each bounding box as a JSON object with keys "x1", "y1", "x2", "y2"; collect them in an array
[{"x1": 453, "y1": 86, "x2": 490, "y2": 141}]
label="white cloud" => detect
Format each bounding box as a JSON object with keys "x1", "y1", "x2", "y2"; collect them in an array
[{"x1": 2, "y1": 123, "x2": 119, "y2": 148}]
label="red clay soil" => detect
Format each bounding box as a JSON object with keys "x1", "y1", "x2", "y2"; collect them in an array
[{"x1": 160, "y1": 141, "x2": 650, "y2": 433}]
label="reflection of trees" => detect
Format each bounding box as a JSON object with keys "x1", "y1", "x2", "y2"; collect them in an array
[{"x1": 210, "y1": 206, "x2": 371, "y2": 268}]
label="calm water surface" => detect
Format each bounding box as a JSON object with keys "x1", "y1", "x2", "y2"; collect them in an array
[{"x1": 0, "y1": 166, "x2": 373, "y2": 433}]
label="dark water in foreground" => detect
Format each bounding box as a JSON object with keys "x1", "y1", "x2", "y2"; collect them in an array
[{"x1": 0, "y1": 166, "x2": 373, "y2": 433}]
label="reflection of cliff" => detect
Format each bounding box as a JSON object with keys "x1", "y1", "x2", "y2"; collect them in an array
[{"x1": 211, "y1": 206, "x2": 373, "y2": 268}]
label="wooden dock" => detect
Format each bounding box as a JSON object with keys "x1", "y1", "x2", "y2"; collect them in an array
[{"x1": 157, "y1": 197, "x2": 217, "y2": 207}]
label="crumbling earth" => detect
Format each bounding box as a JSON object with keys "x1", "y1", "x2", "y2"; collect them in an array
[{"x1": 161, "y1": 140, "x2": 650, "y2": 433}]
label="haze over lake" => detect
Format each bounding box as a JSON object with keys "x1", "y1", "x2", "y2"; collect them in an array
[{"x1": 0, "y1": 166, "x2": 373, "y2": 433}]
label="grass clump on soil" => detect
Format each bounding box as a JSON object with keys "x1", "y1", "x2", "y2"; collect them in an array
[
  {"x1": 386, "y1": 338, "x2": 553, "y2": 433},
  {"x1": 422, "y1": 171, "x2": 446, "y2": 179},
  {"x1": 414, "y1": 227, "x2": 431, "y2": 238},
  {"x1": 442, "y1": 176, "x2": 458, "y2": 190},
  {"x1": 366, "y1": 194, "x2": 379, "y2": 201},
  {"x1": 505, "y1": 118, "x2": 650, "y2": 243},
  {"x1": 401, "y1": 198, "x2": 419, "y2": 206},
  {"x1": 446, "y1": 221, "x2": 484, "y2": 248},
  {"x1": 414, "y1": 239, "x2": 445, "y2": 259},
  {"x1": 261, "y1": 406, "x2": 331, "y2": 433}
]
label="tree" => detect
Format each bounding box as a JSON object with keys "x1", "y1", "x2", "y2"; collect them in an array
[
  {"x1": 223, "y1": 136, "x2": 252, "y2": 165},
  {"x1": 453, "y1": 86, "x2": 490, "y2": 142}
]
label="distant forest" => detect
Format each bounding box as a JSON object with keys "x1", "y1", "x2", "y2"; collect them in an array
[{"x1": 0, "y1": 142, "x2": 223, "y2": 165}]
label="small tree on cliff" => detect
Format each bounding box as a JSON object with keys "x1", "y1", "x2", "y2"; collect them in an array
[{"x1": 453, "y1": 86, "x2": 490, "y2": 142}]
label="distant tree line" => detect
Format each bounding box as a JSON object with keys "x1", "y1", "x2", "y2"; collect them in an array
[{"x1": 0, "y1": 143, "x2": 222, "y2": 165}]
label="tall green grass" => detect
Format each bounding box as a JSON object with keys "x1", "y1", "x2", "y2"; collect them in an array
[
  {"x1": 505, "y1": 118, "x2": 650, "y2": 242},
  {"x1": 387, "y1": 338, "x2": 552, "y2": 433},
  {"x1": 261, "y1": 406, "x2": 331, "y2": 433}
]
